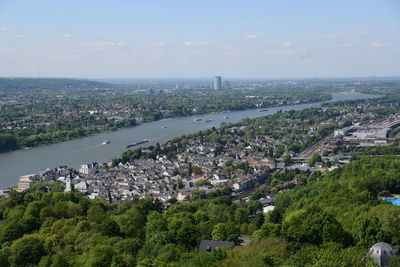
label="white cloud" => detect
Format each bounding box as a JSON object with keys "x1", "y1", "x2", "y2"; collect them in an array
[
  {"x1": 264, "y1": 49, "x2": 295, "y2": 55},
  {"x1": 183, "y1": 41, "x2": 212, "y2": 47},
  {"x1": 0, "y1": 47, "x2": 10, "y2": 53},
  {"x1": 14, "y1": 34, "x2": 27, "y2": 39},
  {"x1": 143, "y1": 34, "x2": 152, "y2": 39},
  {"x1": 81, "y1": 42, "x2": 129, "y2": 48},
  {"x1": 223, "y1": 47, "x2": 247, "y2": 56},
  {"x1": 148, "y1": 42, "x2": 167, "y2": 47},
  {"x1": 223, "y1": 50, "x2": 240, "y2": 56},
  {"x1": 153, "y1": 48, "x2": 167, "y2": 58},
  {"x1": 40, "y1": 42, "x2": 52, "y2": 47},
  {"x1": 265, "y1": 49, "x2": 277, "y2": 55},
  {"x1": 243, "y1": 35, "x2": 258, "y2": 40},
  {"x1": 62, "y1": 34, "x2": 73, "y2": 40},
  {"x1": 324, "y1": 34, "x2": 338, "y2": 40},
  {"x1": 339, "y1": 43, "x2": 353, "y2": 47},
  {"x1": 370, "y1": 43, "x2": 392, "y2": 47},
  {"x1": 336, "y1": 40, "x2": 358, "y2": 48},
  {"x1": 283, "y1": 42, "x2": 293, "y2": 47},
  {"x1": 282, "y1": 49, "x2": 295, "y2": 55},
  {"x1": 299, "y1": 53, "x2": 313, "y2": 60},
  {"x1": 0, "y1": 26, "x2": 8, "y2": 32}
]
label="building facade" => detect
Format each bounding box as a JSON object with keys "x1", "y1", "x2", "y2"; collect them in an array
[{"x1": 214, "y1": 76, "x2": 222, "y2": 90}]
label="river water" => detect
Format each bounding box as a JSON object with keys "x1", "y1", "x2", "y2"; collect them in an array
[{"x1": 0, "y1": 93, "x2": 377, "y2": 188}]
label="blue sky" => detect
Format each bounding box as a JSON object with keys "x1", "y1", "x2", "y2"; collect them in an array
[{"x1": 0, "y1": 0, "x2": 399, "y2": 78}]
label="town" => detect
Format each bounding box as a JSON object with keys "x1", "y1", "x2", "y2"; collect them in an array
[
  {"x1": 0, "y1": 77, "x2": 333, "y2": 152},
  {"x1": 8, "y1": 103, "x2": 400, "y2": 208}
]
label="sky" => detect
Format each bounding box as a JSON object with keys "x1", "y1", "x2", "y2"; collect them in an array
[{"x1": 0, "y1": 0, "x2": 399, "y2": 78}]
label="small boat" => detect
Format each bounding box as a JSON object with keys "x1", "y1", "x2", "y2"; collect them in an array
[
  {"x1": 194, "y1": 118, "x2": 202, "y2": 122},
  {"x1": 125, "y1": 139, "x2": 150, "y2": 148},
  {"x1": 162, "y1": 126, "x2": 167, "y2": 128},
  {"x1": 205, "y1": 119, "x2": 213, "y2": 123},
  {"x1": 102, "y1": 140, "x2": 111, "y2": 145},
  {"x1": 258, "y1": 109, "x2": 268, "y2": 112},
  {"x1": 224, "y1": 116, "x2": 230, "y2": 119}
]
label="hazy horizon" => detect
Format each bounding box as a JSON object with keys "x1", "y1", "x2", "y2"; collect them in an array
[{"x1": 2, "y1": 76, "x2": 400, "y2": 81}]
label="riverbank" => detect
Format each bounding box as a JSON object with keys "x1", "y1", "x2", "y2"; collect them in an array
[{"x1": 1, "y1": 95, "x2": 333, "y2": 154}]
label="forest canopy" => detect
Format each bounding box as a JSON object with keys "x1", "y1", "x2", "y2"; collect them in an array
[{"x1": 0, "y1": 156, "x2": 398, "y2": 266}]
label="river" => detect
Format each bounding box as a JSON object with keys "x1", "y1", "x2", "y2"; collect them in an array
[{"x1": 0, "y1": 92, "x2": 377, "y2": 188}]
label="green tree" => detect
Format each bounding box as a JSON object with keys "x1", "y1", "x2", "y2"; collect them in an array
[
  {"x1": 282, "y1": 206, "x2": 348, "y2": 245},
  {"x1": 0, "y1": 223, "x2": 24, "y2": 243},
  {"x1": 99, "y1": 219, "x2": 121, "y2": 236},
  {"x1": 10, "y1": 236, "x2": 45, "y2": 267},
  {"x1": 0, "y1": 134, "x2": 18, "y2": 152},
  {"x1": 195, "y1": 179, "x2": 211, "y2": 187},
  {"x1": 167, "y1": 213, "x2": 199, "y2": 249},
  {"x1": 282, "y1": 154, "x2": 292, "y2": 166},
  {"x1": 85, "y1": 245, "x2": 115, "y2": 267},
  {"x1": 352, "y1": 216, "x2": 390, "y2": 247},
  {"x1": 87, "y1": 205, "x2": 106, "y2": 223},
  {"x1": 0, "y1": 245, "x2": 11, "y2": 267},
  {"x1": 308, "y1": 154, "x2": 322, "y2": 167},
  {"x1": 212, "y1": 222, "x2": 240, "y2": 245}
]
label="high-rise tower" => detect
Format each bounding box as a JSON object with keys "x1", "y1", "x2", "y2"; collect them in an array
[{"x1": 214, "y1": 76, "x2": 222, "y2": 90}]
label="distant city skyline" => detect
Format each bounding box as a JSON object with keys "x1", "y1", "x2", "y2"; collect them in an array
[{"x1": 0, "y1": 0, "x2": 399, "y2": 78}]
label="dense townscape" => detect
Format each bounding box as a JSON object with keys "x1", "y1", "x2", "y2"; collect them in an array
[{"x1": 9, "y1": 98, "x2": 400, "y2": 202}]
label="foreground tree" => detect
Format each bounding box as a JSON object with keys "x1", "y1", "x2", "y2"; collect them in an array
[
  {"x1": 10, "y1": 236, "x2": 45, "y2": 267},
  {"x1": 212, "y1": 222, "x2": 240, "y2": 245}
]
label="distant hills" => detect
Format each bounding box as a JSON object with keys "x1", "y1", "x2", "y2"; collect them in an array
[{"x1": 0, "y1": 78, "x2": 112, "y2": 91}]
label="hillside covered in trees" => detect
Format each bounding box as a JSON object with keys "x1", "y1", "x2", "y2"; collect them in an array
[
  {"x1": 0, "y1": 78, "x2": 112, "y2": 91},
  {"x1": 0, "y1": 156, "x2": 399, "y2": 266}
]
